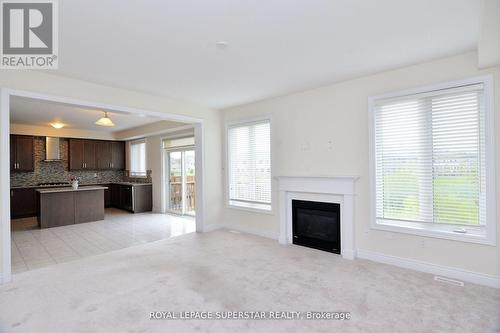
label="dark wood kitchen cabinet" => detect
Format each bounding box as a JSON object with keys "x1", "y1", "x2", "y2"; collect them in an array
[
  {"x1": 10, "y1": 135, "x2": 34, "y2": 172},
  {"x1": 83, "y1": 140, "x2": 96, "y2": 169},
  {"x1": 69, "y1": 139, "x2": 84, "y2": 170},
  {"x1": 37, "y1": 187, "x2": 106, "y2": 228},
  {"x1": 96, "y1": 141, "x2": 112, "y2": 169},
  {"x1": 11, "y1": 187, "x2": 37, "y2": 219},
  {"x1": 70, "y1": 139, "x2": 124, "y2": 171},
  {"x1": 110, "y1": 184, "x2": 121, "y2": 207},
  {"x1": 102, "y1": 184, "x2": 111, "y2": 208},
  {"x1": 69, "y1": 139, "x2": 96, "y2": 170},
  {"x1": 10, "y1": 137, "x2": 15, "y2": 171},
  {"x1": 120, "y1": 185, "x2": 134, "y2": 211},
  {"x1": 111, "y1": 141, "x2": 125, "y2": 170}
]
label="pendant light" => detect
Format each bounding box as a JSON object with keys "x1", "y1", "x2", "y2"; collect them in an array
[{"x1": 95, "y1": 112, "x2": 115, "y2": 127}]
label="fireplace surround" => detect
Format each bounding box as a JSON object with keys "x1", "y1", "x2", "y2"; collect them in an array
[{"x1": 276, "y1": 176, "x2": 358, "y2": 260}]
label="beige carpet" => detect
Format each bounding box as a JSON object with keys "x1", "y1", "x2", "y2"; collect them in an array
[{"x1": 0, "y1": 230, "x2": 499, "y2": 333}]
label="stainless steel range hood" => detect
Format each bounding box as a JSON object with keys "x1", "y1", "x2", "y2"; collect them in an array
[{"x1": 45, "y1": 137, "x2": 61, "y2": 161}]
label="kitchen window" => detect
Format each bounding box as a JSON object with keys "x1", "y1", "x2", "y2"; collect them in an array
[
  {"x1": 130, "y1": 140, "x2": 147, "y2": 177},
  {"x1": 369, "y1": 77, "x2": 495, "y2": 245},
  {"x1": 227, "y1": 119, "x2": 271, "y2": 212}
]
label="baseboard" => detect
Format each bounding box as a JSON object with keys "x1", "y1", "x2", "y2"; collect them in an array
[
  {"x1": 202, "y1": 224, "x2": 224, "y2": 233},
  {"x1": 357, "y1": 249, "x2": 500, "y2": 289},
  {"x1": 223, "y1": 224, "x2": 279, "y2": 240}
]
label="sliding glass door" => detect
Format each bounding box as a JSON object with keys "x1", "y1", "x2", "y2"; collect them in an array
[
  {"x1": 166, "y1": 149, "x2": 195, "y2": 216},
  {"x1": 184, "y1": 150, "x2": 196, "y2": 215},
  {"x1": 168, "y1": 151, "x2": 183, "y2": 214}
]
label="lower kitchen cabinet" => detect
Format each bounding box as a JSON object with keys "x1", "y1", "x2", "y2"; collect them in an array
[
  {"x1": 120, "y1": 185, "x2": 134, "y2": 211},
  {"x1": 104, "y1": 186, "x2": 111, "y2": 208},
  {"x1": 11, "y1": 188, "x2": 37, "y2": 219},
  {"x1": 10, "y1": 183, "x2": 152, "y2": 221},
  {"x1": 110, "y1": 184, "x2": 121, "y2": 208}
]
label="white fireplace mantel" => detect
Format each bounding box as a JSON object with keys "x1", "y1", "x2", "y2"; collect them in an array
[{"x1": 276, "y1": 176, "x2": 359, "y2": 260}]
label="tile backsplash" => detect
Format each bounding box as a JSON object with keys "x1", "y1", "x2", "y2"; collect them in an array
[{"x1": 11, "y1": 137, "x2": 125, "y2": 187}]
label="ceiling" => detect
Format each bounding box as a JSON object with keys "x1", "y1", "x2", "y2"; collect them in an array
[
  {"x1": 10, "y1": 96, "x2": 168, "y2": 132},
  {"x1": 55, "y1": 0, "x2": 479, "y2": 109}
]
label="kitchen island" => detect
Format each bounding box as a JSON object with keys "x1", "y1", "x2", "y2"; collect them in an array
[{"x1": 36, "y1": 186, "x2": 108, "y2": 228}]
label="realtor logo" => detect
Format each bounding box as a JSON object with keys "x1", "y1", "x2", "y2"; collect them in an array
[{"x1": 1, "y1": 0, "x2": 58, "y2": 69}]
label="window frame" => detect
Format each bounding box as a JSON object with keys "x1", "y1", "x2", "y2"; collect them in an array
[
  {"x1": 225, "y1": 116, "x2": 273, "y2": 214},
  {"x1": 129, "y1": 139, "x2": 147, "y2": 178},
  {"x1": 368, "y1": 76, "x2": 496, "y2": 245}
]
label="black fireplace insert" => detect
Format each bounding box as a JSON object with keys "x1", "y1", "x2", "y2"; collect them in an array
[{"x1": 292, "y1": 200, "x2": 341, "y2": 254}]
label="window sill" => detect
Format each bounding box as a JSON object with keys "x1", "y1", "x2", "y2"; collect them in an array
[
  {"x1": 372, "y1": 218, "x2": 496, "y2": 246},
  {"x1": 228, "y1": 201, "x2": 273, "y2": 215}
]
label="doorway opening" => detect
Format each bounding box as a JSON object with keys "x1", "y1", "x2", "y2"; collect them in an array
[{"x1": 0, "y1": 88, "x2": 206, "y2": 283}]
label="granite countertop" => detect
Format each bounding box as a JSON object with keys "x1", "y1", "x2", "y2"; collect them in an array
[
  {"x1": 36, "y1": 186, "x2": 109, "y2": 194},
  {"x1": 12, "y1": 182, "x2": 152, "y2": 189},
  {"x1": 11, "y1": 184, "x2": 70, "y2": 189}
]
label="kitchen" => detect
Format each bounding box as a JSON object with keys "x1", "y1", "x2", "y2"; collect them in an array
[
  {"x1": 11, "y1": 135, "x2": 153, "y2": 226},
  {"x1": 9, "y1": 97, "x2": 197, "y2": 273}
]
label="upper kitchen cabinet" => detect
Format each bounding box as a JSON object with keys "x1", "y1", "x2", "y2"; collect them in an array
[
  {"x1": 111, "y1": 141, "x2": 125, "y2": 170},
  {"x1": 70, "y1": 139, "x2": 124, "y2": 171},
  {"x1": 69, "y1": 139, "x2": 96, "y2": 170},
  {"x1": 96, "y1": 141, "x2": 125, "y2": 170},
  {"x1": 83, "y1": 140, "x2": 96, "y2": 169},
  {"x1": 10, "y1": 135, "x2": 34, "y2": 172},
  {"x1": 69, "y1": 139, "x2": 84, "y2": 170},
  {"x1": 96, "y1": 141, "x2": 112, "y2": 169}
]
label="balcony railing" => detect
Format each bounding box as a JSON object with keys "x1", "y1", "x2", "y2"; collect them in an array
[{"x1": 169, "y1": 175, "x2": 195, "y2": 214}]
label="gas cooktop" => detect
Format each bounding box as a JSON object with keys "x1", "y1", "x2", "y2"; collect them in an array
[{"x1": 37, "y1": 182, "x2": 70, "y2": 187}]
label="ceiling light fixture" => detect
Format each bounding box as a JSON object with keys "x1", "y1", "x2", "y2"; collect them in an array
[
  {"x1": 51, "y1": 122, "x2": 65, "y2": 129},
  {"x1": 95, "y1": 112, "x2": 115, "y2": 127}
]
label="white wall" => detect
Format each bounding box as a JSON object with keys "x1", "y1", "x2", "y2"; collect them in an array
[
  {"x1": 221, "y1": 51, "x2": 500, "y2": 278},
  {"x1": 0, "y1": 71, "x2": 222, "y2": 281},
  {"x1": 146, "y1": 135, "x2": 162, "y2": 212}
]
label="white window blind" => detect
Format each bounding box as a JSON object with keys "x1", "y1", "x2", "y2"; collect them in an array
[
  {"x1": 374, "y1": 83, "x2": 486, "y2": 227},
  {"x1": 228, "y1": 120, "x2": 271, "y2": 211},
  {"x1": 130, "y1": 140, "x2": 146, "y2": 177},
  {"x1": 163, "y1": 136, "x2": 195, "y2": 149}
]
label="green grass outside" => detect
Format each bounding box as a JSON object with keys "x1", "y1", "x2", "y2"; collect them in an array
[{"x1": 383, "y1": 165, "x2": 479, "y2": 225}]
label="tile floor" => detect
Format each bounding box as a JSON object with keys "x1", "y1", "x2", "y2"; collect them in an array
[{"x1": 11, "y1": 208, "x2": 196, "y2": 274}]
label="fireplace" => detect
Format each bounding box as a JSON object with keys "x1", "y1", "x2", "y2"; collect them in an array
[{"x1": 292, "y1": 200, "x2": 341, "y2": 254}]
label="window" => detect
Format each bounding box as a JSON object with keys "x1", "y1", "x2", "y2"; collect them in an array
[
  {"x1": 370, "y1": 77, "x2": 495, "y2": 244},
  {"x1": 227, "y1": 119, "x2": 271, "y2": 211},
  {"x1": 129, "y1": 140, "x2": 147, "y2": 177},
  {"x1": 163, "y1": 136, "x2": 195, "y2": 149}
]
